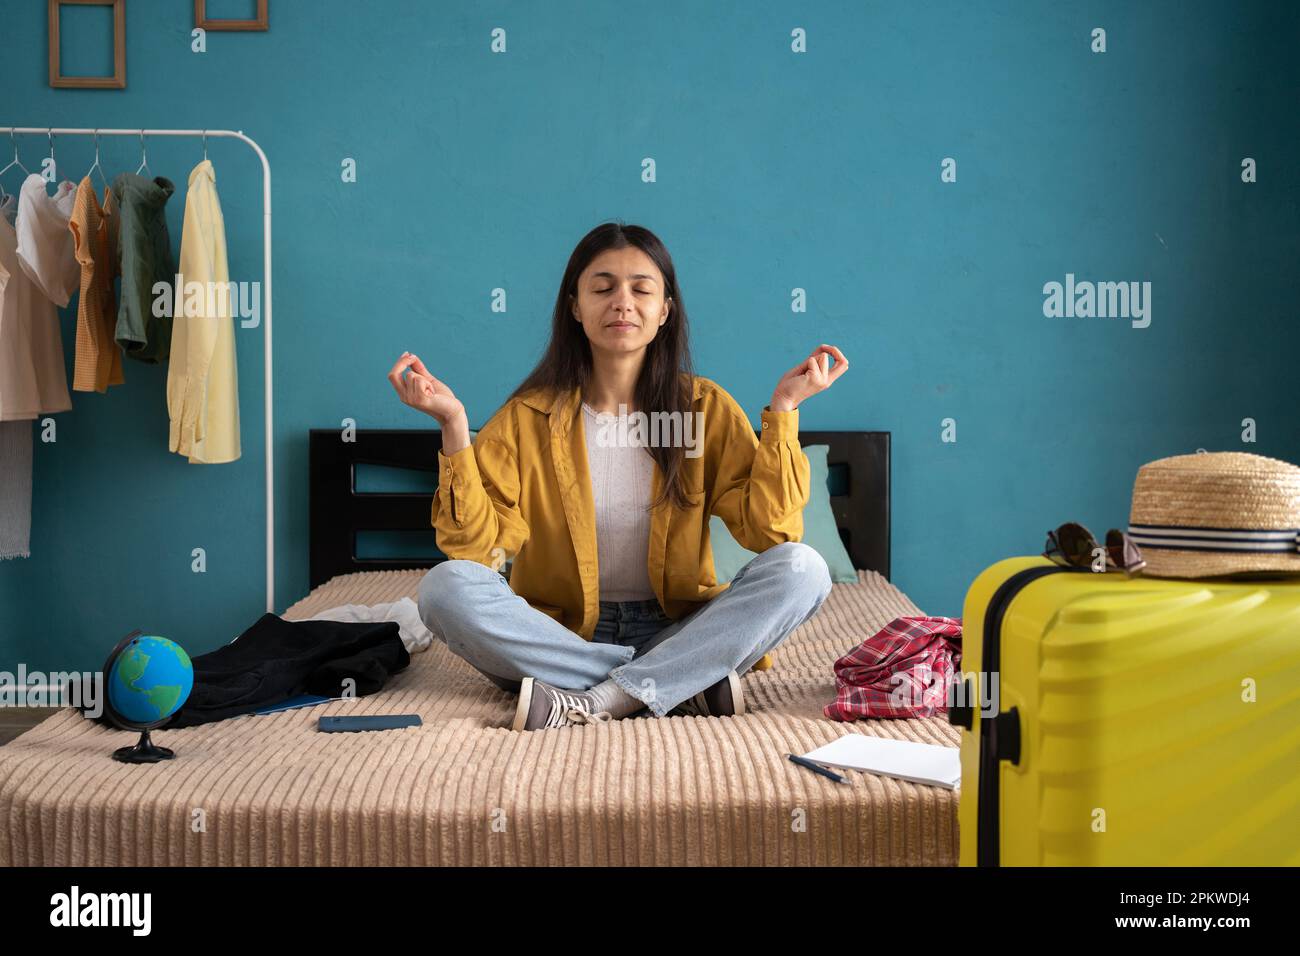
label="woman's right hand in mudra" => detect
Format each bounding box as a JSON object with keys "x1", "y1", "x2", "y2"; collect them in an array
[{"x1": 388, "y1": 352, "x2": 465, "y2": 426}]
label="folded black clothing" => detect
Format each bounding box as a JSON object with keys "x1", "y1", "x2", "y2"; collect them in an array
[{"x1": 89, "y1": 613, "x2": 410, "y2": 729}]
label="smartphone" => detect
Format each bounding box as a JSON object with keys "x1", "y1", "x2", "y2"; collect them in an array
[{"x1": 317, "y1": 714, "x2": 422, "y2": 733}]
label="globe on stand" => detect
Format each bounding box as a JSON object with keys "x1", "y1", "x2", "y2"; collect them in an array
[{"x1": 102, "y1": 630, "x2": 194, "y2": 764}]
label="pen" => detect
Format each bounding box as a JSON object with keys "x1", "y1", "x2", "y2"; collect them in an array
[{"x1": 787, "y1": 753, "x2": 850, "y2": 784}]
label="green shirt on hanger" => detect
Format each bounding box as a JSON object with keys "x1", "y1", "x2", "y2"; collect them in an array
[{"x1": 111, "y1": 172, "x2": 176, "y2": 363}]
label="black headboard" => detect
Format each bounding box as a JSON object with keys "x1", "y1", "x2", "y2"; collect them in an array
[{"x1": 309, "y1": 429, "x2": 890, "y2": 588}]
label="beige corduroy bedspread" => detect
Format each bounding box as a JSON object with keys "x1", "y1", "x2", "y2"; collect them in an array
[{"x1": 0, "y1": 569, "x2": 960, "y2": 866}]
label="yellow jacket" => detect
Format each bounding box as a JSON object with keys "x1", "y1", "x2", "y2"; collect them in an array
[
  {"x1": 167, "y1": 159, "x2": 240, "y2": 464},
  {"x1": 431, "y1": 375, "x2": 810, "y2": 659}
]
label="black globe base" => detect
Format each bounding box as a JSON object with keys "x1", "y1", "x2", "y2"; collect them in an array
[{"x1": 112, "y1": 729, "x2": 175, "y2": 764}]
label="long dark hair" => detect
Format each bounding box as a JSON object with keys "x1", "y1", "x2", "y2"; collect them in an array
[{"x1": 505, "y1": 221, "x2": 696, "y2": 512}]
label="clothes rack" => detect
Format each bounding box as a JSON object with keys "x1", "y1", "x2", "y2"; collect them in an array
[{"x1": 0, "y1": 127, "x2": 277, "y2": 612}]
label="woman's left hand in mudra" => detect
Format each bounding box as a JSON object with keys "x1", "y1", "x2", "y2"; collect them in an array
[{"x1": 771, "y1": 344, "x2": 849, "y2": 412}]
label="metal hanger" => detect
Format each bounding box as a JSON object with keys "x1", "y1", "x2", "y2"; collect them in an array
[
  {"x1": 85, "y1": 129, "x2": 110, "y2": 193},
  {"x1": 135, "y1": 131, "x2": 152, "y2": 178},
  {"x1": 202, "y1": 130, "x2": 209, "y2": 162},
  {"x1": 0, "y1": 130, "x2": 30, "y2": 203},
  {"x1": 47, "y1": 129, "x2": 59, "y2": 184}
]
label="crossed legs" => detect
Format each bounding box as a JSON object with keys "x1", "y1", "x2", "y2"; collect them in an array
[{"x1": 417, "y1": 541, "x2": 833, "y2": 717}]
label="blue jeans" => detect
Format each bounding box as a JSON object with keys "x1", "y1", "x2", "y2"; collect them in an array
[{"x1": 417, "y1": 541, "x2": 833, "y2": 716}]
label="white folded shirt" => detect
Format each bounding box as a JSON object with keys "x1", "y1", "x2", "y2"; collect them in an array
[{"x1": 305, "y1": 597, "x2": 433, "y2": 654}]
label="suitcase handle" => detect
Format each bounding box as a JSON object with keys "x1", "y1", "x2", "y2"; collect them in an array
[
  {"x1": 948, "y1": 678, "x2": 975, "y2": 729},
  {"x1": 950, "y1": 689, "x2": 1020, "y2": 762},
  {"x1": 995, "y1": 707, "x2": 1021, "y2": 764}
]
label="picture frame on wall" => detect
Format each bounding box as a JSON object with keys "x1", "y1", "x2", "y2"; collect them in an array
[
  {"x1": 48, "y1": 0, "x2": 127, "y2": 90},
  {"x1": 195, "y1": 0, "x2": 269, "y2": 32}
]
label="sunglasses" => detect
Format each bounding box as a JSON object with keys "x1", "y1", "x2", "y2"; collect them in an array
[{"x1": 1044, "y1": 522, "x2": 1147, "y2": 576}]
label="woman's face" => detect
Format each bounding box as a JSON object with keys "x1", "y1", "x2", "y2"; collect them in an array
[{"x1": 570, "y1": 247, "x2": 671, "y2": 357}]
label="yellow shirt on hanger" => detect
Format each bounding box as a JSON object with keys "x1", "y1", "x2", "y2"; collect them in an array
[
  {"x1": 167, "y1": 159, "x2": 240, "y2": 463},
  {"x1": 68, "y1": 178, "x2": 125, "y2": 393}
]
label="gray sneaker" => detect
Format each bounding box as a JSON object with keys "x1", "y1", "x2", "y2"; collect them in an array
[
  {"x1": 512, "y1": 677, "x2": 615, "y2": 731},
  {"x1": 668, "y1": 670, "x2": 746, "y2": 718}
]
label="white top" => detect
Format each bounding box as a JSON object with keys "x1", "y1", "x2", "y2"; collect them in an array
[
  {"x1": 16, "y1": 175, "x2": 79, "y2": 308},
  {"x1": 582, "y1": 401, "x2": 657, "y2": 602},
  {"x1": 0, "y1": 193, "x2": 72, "y2": 420}
]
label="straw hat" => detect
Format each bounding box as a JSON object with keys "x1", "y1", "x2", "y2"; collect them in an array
[{"x1": 1128, "y1": 451, "x2": 1300, "y2": 578}]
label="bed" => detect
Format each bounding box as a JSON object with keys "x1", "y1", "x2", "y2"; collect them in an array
[{"x1": 0, "y1": 428, "x2": 961, "y2": 866}]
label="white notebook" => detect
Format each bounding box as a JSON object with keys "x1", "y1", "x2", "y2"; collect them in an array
[{"x1": 802, "y1": 733, "x2": 962, "y2": 789}]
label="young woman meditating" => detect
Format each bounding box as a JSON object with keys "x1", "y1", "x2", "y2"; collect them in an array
[{"x1": 390, "y1": 222, "x2": 849, "y2": 731}]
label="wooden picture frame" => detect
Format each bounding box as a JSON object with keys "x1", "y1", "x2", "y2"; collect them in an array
[
  {"x1": 48, "y1": 0, "x2": 126, "y2": 90},
  {"x1": 195, "y1": 0, "x2": 268, "y2": 32}
]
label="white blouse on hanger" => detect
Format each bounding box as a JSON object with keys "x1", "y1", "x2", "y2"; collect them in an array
[{"x1": 16, "y1": 174, "x2": 79, "y2": 308}]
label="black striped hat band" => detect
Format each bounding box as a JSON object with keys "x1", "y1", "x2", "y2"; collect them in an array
[{"x1": 1128, "y1": 523, "x2": 1300, "y2": 554}]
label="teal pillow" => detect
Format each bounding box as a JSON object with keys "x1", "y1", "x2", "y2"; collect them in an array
[{"x1": 709, "y1": 444, "x2": 858, "y2": 584}]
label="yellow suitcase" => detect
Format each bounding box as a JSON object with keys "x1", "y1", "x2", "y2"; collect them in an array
[{"x1": 952, "y1": 556, "x2": 1300, "y2": 866}]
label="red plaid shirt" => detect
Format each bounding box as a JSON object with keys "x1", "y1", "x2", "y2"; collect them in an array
[{"x1": 824, "y1": 616, "x2": 963, "y2": 721}]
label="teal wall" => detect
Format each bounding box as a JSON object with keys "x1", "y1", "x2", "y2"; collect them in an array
[{"x1": 2, "y1": 1, "x2": 1297, "y2": 672}]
